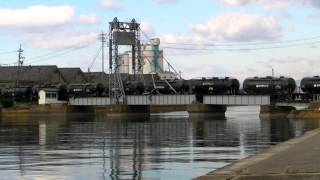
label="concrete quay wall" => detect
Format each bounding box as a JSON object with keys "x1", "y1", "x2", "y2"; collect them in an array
[{"x1": 196, "y1": 128, "x2": 320, "y2": 180}]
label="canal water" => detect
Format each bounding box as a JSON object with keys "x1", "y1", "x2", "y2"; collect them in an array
[{"x1": 0, "y1": 106, "x2": 319, "y2": 180}]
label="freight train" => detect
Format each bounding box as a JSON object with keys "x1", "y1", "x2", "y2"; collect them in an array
[
  {"x1": 243, "y1": 76, "x2": 296, "y2": 95},
  {"x1": 124, "y1": 77, "x2": 240, "y2": 96},
  {"x1": 2, "y1": 75, "x2": 320, "y2": 104},
  {"x1": 243, "y1": 76, "x2": 297, "y2": 101},
  {"x1": 300, "y1": 76, "x2": 320, "y2": 94}
]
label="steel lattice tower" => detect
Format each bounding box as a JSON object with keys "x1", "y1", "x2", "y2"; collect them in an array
[{"x1": 108, "y1": 17, "x2": 143, "y2": 104}]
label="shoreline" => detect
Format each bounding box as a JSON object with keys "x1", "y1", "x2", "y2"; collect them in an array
[{"x1": 196, "y1": 127, "x2": 320, "y2": 180}]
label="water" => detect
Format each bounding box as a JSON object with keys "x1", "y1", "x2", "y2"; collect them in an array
[{"x1": 0, "y1": 106, "x2": 319, "y2": 180}]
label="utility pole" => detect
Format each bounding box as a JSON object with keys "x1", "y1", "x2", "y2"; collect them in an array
[
  {"x1": 272, "y1": 68, "x2": 274, "y2": 77},
  {"x1": 100, "y1": 32, "x2": 107, "y2": 84},
  {"x1": 16, "y1": 44, "x2": 24, "y2": 87}
]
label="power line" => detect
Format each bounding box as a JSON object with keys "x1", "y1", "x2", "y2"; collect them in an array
[
  {"x1": 141, "y1": 27, "x2": 320, "y2": 49},
  {"x1": 27, "y1": 47, "x2": 87, "y2": 64},
  {"x1": 162, "y1": 40, "x2": 320, "y2": 52},
  {"x1": 88, "y1": 47, "x2": 102, "y2": 71},
  {"x1": 162, "y1": 35, "x2": 320, "y2": 47},
  {"x1": 26, "y1": 41, "x2": 99, "y2": 64},
  {"x1": 27, "y1": 47, "x2": 76, "y2": 62},
  {"x1": 0, "y1": 50, "x2": 18, "y2": 55}
]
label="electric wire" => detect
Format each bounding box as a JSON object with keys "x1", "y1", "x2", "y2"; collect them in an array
[
  {"x1": 0, "y1": 50, "x2": 17, "y2": 55},
  {"x1": 88, "y1": 47, "x2": 102, "y2": 71},
  {"x1": 162, "y1": 40, "x2": 320, "y2": 52},
  {"x1": 26, "y1": 41, "x2": 99, "y2": 64},
  {"x1": 162, "y1": 35, "x2": 320, "y2": 47},
  {"x1": 27, "y1": 47, "x2": 77, "y2": 62},
  {"x1": 27, "y1": 47, "x2": 87, "y2": 64}
]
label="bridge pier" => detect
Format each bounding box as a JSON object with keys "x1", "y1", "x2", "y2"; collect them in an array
[
  {"x1": 260, "y1": 105, "x2": 296, "y2": 117},
  {"x1": 67, "y1": 105, "x2": 95, "y2": 114},
  {"x1": 187, "y1": 104, "x2": 227, "y2": 117},
  {"x1": 95, "y1": 105, "x2": 150, "y2": 117},
  {"x1": 290, "y1": 103, "x2": 320, "y2": 119}
]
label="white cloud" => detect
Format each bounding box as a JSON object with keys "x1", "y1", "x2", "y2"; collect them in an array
[
  {"x1": 308, "y1": 12, "x2": 320, "y2": 20},
  {"x1": 161, "y1": 33, "x2": 205, "y2": 44},
  {"x1": 101, "y1": 0, "x2": 126, "y2": 11},
  {"x1": 140, "y1": 21, "x2": 155, "y2": 37},
  {"x1": 218, "y1": 0, "x2": 253, "y2": 6},
  {"x1": 0, "y1": 5, "x2": 101, "y2": 49},
  {"x1": 0, "y1": 5, "x2": 75, "y2": 28},
  {"x1": 217, "y1": 0, "x2": 289, "y2": 9},
  {"x1": 299, "y1": 0, "x2": 320, "y2": 8},
  {"x1": 260, "y1": 57, "x2": 320, "y2": 79},
  {"x1": 154, "y1": 0, "x2": 178, "y2": 4},
  {"x1": 77, "y1": 14, "x2": 100, "y2": 25},
  {"x1": 217, "y1": 0, "x2": 320, "y2": 9},
  {"x1": 28, "y1": 31, "x2": 99, "y2": 49},
  {"x1": 190, "y1": 13, "x2": 282, "y2": 42}
]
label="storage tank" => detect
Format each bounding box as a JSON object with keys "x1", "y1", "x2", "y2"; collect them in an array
[{"x1": 119, "y1": 52, "x2": 130, "y2": 74}]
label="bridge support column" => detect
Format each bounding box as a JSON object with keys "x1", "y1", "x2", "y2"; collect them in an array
[
  {"x1": 67, "y1": 106, "x2": 95, "y2": 114},
  {"x1": 290, "y1": 103, "x2": 320, "y2": 119},
  {"x1": 150, "y1": 105, "x2": 187, "y2": 113},
  {"x1": 187, "y1": 104, "x2": 227, "y2": 117},
  {"x1": 260, "y1": 105, "x2": 296, "y2": 117},
  {"x1": 95, "y1": 105, "x2": 150, "y2": 117}
]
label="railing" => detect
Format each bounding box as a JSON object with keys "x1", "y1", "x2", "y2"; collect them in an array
[
  {"x1": 69, "y1": 95, "x2": 196, "y2": 106},
  {"x1": 204, "y1": 95, "x2": 270, "y2": 105},
  {"x1": 69, "y1": 95, "x2": 272, "y2": 106}
]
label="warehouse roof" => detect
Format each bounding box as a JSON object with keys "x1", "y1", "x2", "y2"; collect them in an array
[
  {"x1": 58, "y1": 68, "x2": 88, "y2": 84},
  {"x1": 84, "y1": 72, "x2": 109, "y2": 84},
  {"x1": 0, "y1": 65, "x2": 66, "y2": 85}
]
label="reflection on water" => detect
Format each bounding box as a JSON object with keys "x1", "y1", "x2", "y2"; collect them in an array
[{"x1": 0, "y1": 107, "x2": 319, "y2": 180}]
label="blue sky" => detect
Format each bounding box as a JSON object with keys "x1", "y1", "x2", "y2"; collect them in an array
[{"x1": 0, "y1": 0, "x2": 320, "y2": 80}]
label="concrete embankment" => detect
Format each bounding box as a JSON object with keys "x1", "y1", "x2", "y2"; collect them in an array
[
  {"x1": 1, "y1": 103, "x2": 228, "y2": 116},
  {"x1": 260, "y1": 105, "x2": 296, "y2": 118},
  {"x1": 0, "y1": 103, "x2": 94, "y2": 116},
  {"x1": 290, "y1": 103, "x2": 320, "y2": 119},
  {"x1": 196, "y1": 128, "x2": 320, "y2": 180}
]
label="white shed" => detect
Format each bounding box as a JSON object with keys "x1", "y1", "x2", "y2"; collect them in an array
[{"x1": 38, "y1": 89, "x2": 66, "y2": 105}]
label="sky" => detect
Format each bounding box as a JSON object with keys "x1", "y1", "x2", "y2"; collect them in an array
[{"x1": 0, "y1": 0, "x2": 320, "y2": 81}]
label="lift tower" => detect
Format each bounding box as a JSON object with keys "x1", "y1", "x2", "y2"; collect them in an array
[{"x1": 109, "y1": 17, "x2": 142, "y2": 104}]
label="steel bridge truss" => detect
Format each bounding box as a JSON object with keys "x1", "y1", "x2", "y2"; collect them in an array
[{"x1": 108, "y1": 17, "x2": 143, "y2": 104}]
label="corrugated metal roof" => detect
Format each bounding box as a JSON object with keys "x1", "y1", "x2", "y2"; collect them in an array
[
  {"x1": 58, "y1": 68, "x2": 88, "y2": 84},
  {"x1": 0, "y1": 66, "x2": 66, "y2": 85}
]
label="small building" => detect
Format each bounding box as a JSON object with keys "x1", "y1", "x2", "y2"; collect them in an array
[{"x1": 38, "y1": 89, "x2": 66, "y2": 105}]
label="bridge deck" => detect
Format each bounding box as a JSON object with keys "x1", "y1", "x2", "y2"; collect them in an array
[
  {"x1": 204, "y1": 95, "x2": 270, "y2": 106},
  {"x1": 69, "y1": 95, "x2": 271, "y2": 106}
]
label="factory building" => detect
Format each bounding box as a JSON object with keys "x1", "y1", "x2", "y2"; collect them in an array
[
  {"x1": 58, "y1": 68, "x2": 88, "y2": 84},
  {"x1": 84, "y1": 72, "x2": 109, "y2": 84},
  {"x1": 0, "y1": 66, "x2": 66, "y2": 88},
  {"x1": 0, "y1": 66, "x2": 92, "y2": 89},
  {"x1": 119, "y1": 38, "x2": 164, "y2": 74}
]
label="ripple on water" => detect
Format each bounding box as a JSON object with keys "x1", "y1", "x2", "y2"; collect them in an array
[{"x1": 0, "y1": 106, "x2": 319, "y2": 180}]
